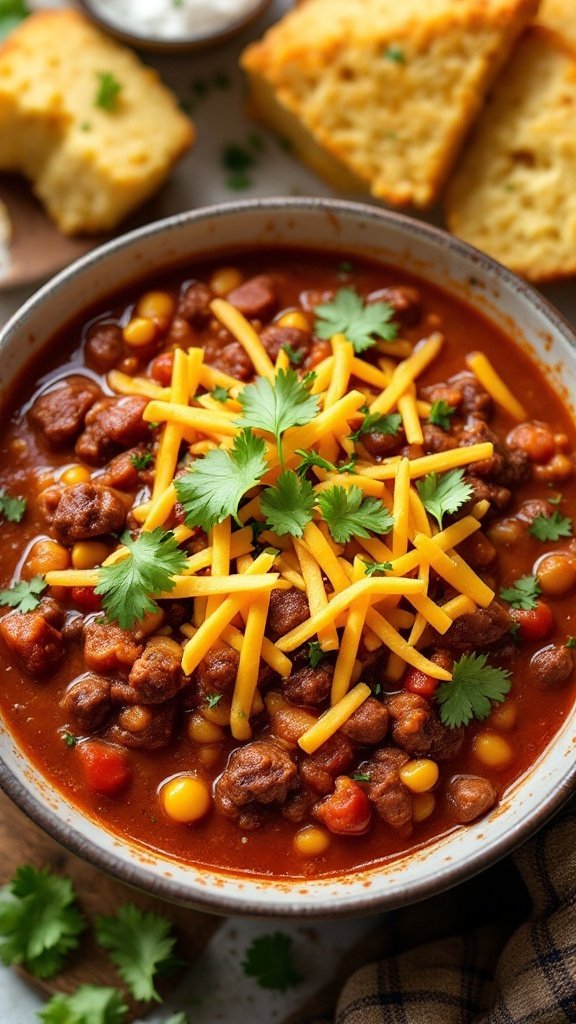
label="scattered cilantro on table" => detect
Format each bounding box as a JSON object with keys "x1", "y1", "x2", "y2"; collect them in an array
[
  {"x1": 528, "y1": 511, "x2": 573, "y2": 541},
  {"x1": 94, "y1": 71, "x2": 122, "y2": 111},
  {"x1": 316, "y1": 485, "x2": 393, "y2": 543},
  {"x1": 260, "y1": 470, "x2": 315, "y2": 537},
  {"x1": 363, "y1": 560, "x2": 393, "y2": 576},
  {"x1": 350, "y1": 411, "x2": 402, "y2": 442},
  {"x1": 416, "y1": 469, "x2": 473, "y2": 529},
  {"x1": 95, "y1": 903, "x2": 181, "y2": 1003},
  {"x1": 242, "y1": 932, "x2": 303, "y2": 992},
  {"x1": 0, "y1": 866, "x2": 86, "y2": 979},
  {"x1": 313, "y1": 288, "x2": 398, "y2": 352},
  {"x1": 95, "y1": 529, "x2": 187, "y2": 630},
  {"x1": 308, "y1": 640, "x2": 327, "y2": 668},
  {"x1": 428, "y1": 400, "x2": 455, "y2": 432},
  {"x1": 0, "y1": 0, "x2": 29, "y2": 40},
  {"x1": 500, "y1": 574, "x2": 541, "y2": 610},
  {"x1": 0, "y1": 574, "x2": 46, "y2": 612},
  {"x1": 165, "y1": 1014, "x2": 190, "y2": 1024},
  {"x1": 436, "y1": 653, "x2": 511, "y2": 729},
  {"x1": 39, "y1": 985, "x2": 128, "y2": 1024},
  {"x1": 174, "y1": 429, "x2": 267, "y2": 531},
  {"x1": 237, "y1": 368, "x2": 319, "y2": 460}
]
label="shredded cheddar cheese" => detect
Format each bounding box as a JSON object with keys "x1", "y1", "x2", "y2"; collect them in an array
[
  {"x1": 298, "y1": 683, "x2": 372, "y2": 754},
  {"x1": 466, "y1": 350, "x2": 527, "y2": 421}
]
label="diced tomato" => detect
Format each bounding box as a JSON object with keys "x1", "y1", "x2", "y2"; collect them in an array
[
  {"x1": 404, "y1": 666, "x2": 439, "y2": 699},
  {"x1": 76, "y1": 740, "x2": 132, "y2": 797},
  {"x1": 314, "y1": 776, "x2": 372, "y2": 835},
  {"x1": 70, "y1": 587, "x2": 102, "y2": 613},
  {"x1": 511, "y1": 601, "x2": 554, "y2": 641},
  {"x1": 150, "y1": 351, "x2": 174, "y2": 387}
]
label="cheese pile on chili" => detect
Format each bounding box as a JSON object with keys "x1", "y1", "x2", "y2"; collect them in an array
[{"x1": 46, "y1": 297, "x2": 527, "y2": 751}]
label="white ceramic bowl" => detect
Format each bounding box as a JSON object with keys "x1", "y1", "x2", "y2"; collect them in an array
[{"x1": 1, "y1": 198, "x2": 575, "y2": 917}]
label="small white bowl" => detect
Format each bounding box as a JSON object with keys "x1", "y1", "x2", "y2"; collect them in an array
[{"x1": 1, "y1": 198, "x2": 575, "y2": 917}]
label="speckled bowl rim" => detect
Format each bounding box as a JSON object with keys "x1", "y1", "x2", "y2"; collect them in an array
[{"x1": 1, "y1": 197, "x2": 575, "y2": 918}]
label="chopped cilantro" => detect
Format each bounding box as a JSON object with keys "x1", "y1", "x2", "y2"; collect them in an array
[
  {"x1": 242, "y1": 932, "x2": 303, "y2": 992},
  {"x1": 0, "y1": 0, "x2": 28, "y2": 40},
  {"x1": 316, "y1": 485, "x2": 394, "y2": 543},
  {"x1": 428, "y1": 399, "x2": 456, "y2": 432},
  {"x1": 313, "y1": 288, "x2": 398, "y2": 353},
  {"x1": 62, "y1": 732, "x2": 77, "y2": 748},
  {"x1": 350, "y1": 411, "x2": 402, "y2": 442},
  {"x1": 95, "y1": 903, "x2": 181, "y2": 1003},
  {"x1": 548, "y1": 493, "x2": 563, "y2": 506},
  {"x1": 337, "y1": 260, "x2": 354, "y2": 277},
  {"x1": 416, "y1": 469, "x2": 473, "y2": 529},
  {"x1": 205, "y1": 692, "x2": 223, "y2": 709},
  {"x1": 308, "y1": 640, "x2": 327, "y2": 668},
  {"x1": 260, "y1": 470, "x2": 315, "y2": 537},
  {"x1": 94, "y1": 71, "x2": 122, "y2": 111},
  {"x1": 566, "y1": 636, "x2": 576, "y2": 649},
  {"x1": 281, "y1": 342, "x2": 304, "y2": 366},
  {"x1": 294, "y1": 449, "x2": 357, "y2": 476},
  {"x1": 500, "y1": 574, "x2": 541, "y2": 610},
  {"x1": 351, "y1": 772, "x2": 371, "y2": 782},
  {"x1": 130, "y1": 450, "x2": 153, "y2": 471},
  {"x1": 384, "y1": 44, "x2": 406, "y2": 63},
  {"x1": 0, "y1": 575, "x2": 46, "y2": 613},
  {"x1": 437, "y1": 653, "x2": 511, "y2": 729},
  {"x1": 211, "y1": 386, "x2": 229, "y2": 403},
  {"x1": 222, "y1": 141, "x2": 257, "y2": 189},
  {"x1": 363, "y1": 560, "x2": 392, "y2": 576},
  {"x1": 237, "y1": 368, "x2": 319, "y2": 461},
  {"x1": 528, "y1": 511, "x2": 573, "y2": 542},
  {"x1": 174, "y1": 429, "x2": 267, "y2": 531},
  {"x1": 95, "y1": 529, "x2": 187, "y2": 630},
  {"x1": 0, "y1": 488, "x2": 26, "y2": 522},
  {"x1": 39, "y1": 986, "x2": 128, "y2": 1024}
]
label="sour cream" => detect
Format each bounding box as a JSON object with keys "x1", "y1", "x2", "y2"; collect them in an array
[{"x1": 91, "y1": 0, "x2": 265, "y2": 40}]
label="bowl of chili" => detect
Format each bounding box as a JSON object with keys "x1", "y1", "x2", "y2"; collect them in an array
[{"x1": 0, "y1": 197, "x2": 575, "y2": 917}]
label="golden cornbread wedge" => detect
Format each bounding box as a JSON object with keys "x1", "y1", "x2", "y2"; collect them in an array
[
  {"x1": 445, "y1": 27, "x2": 576, "y2": 282},
  {"x1": 0, "y1": 9, "x2": 194, "y2": 235},
  {"x1": 241, "y1": 0, "x2": 538, "y2": 208},
  {"x1": 537, "y1": 0, "x2": 576, "y2": 44}
]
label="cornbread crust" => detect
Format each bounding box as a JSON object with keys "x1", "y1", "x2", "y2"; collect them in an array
[
  {"x1": 0, "y1": 10, "x2": 194, "y2": 235},
  {"x1": 445, "y1": 27, "x2": 576, "y2": 282},
  {"x1": 537, "y1": 0, "x2": 576, "y2": 45},
  {"x1": 241, "y1": 0, "x2": 539, "y2": 208}
]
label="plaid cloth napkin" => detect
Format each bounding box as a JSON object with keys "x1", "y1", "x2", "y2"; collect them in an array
[{"x1": 333, "y1": 798, "x2": 576, "y2": 1024}]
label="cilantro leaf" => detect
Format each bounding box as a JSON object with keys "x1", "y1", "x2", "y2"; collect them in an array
[
  {"x1": 62, "y1": 731, "x2": 77, "y2": 747},
  {"x1": 0, "y1": 488, "x2": 26, "y2": 522},
  {"x1": 352, "y1": 772, "x2": 371, "y2": 782},
  {"x1": 174, "y1": 429, "x2": 267, "y2": 531},
  {"x1": 566, "y1": 636, "x2": 576, "y2": 649},
  {"x1": 165, "y1": 1015, "x2": 189, "y2": 1024},
  {"x1": 528, "y1": 511, "x2": 573, "y2": 542},
  {"x1": 294, "y1": 449, "x2": 357, "y2": 475},
  {"x1": 317, "y1": 485, "x2": 394, "y2": 543},
  {"x1": 384, "y1": 44, "x2": 406, "y2": 63},
  {"x1": 281, "y1": 343, "x2": 304, "y2": 366},
  {"x1": 428, "y1": 400, "x2": 455, "y2": 432},
  {"x1": 94, "y1": 71, "x2": 122, "y2": 111},
  {"x1": 95, "y1": 529, "x2": 187, "y2": 630},
  {"x1": 260, "y1": 471, "x2": 315, "y2": 537},
  {"x1": 363, "y1": 560, "x2": 392, "y2": 575},
  {"x1": 237, "y1": 368, "x2": 319, "y2": 456},
  {"x1": 437, "y1": 652, "x2": 511, "y2": 728},
  {"x1": 416, "y1": 469, "x2": 473, "y2": 529},
  {"x1": 0, "y1": 574, "x2": 47, "y2": 613},
  {"x1": 211, "y1": 386, "x2": 229, "y2": 402},
  {"x1": 95, "y1": 903, "x2": 180, "y2": 1003},
  {"x1": 500, "y1": 574, "x2": 541, "y2": 610},
  {"x1": 308, "y1": 640, "x2": 327, "y2": 668},
  {"x1": 129, "y1": 451, "x2": 153, "y2": 471},
  {"x1": 39, "y1": 985, "x2": 128, "y2": 1024},
  {"x1": 0, "y1": 865, "x2": 86, "y2": 979},
  {"x1": 242, "y1": 932, "x2": 303, "y2": 992},
  {"x1": 548, "y1": 493, "x2": 563, "y2": 506},
  {"x1": 313, "y1": 288, "x2": 398, "y2": 353},
  {"x1": 0, "y1": 0, "x2": 29, "y2": 40},
  {"x1": 350, "y1": 411, "x2": 402, "y2": 442},
  {"x1": 205, "y1": 692, "x2": 223, "y2": 709}
]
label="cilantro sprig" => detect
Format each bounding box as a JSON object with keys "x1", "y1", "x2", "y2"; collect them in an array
[
  {"x1": 242, "y1": 932, "x2": 303, "y2": 992},
  {"x1": 316, "y1": 485, "x2": 393, "y2": 543},
  {"x1": 500, "y1": 574, "x2": 541, "y2": 610},
  {"x1": 428, "y1": 400, "x2": 455, "y2": 431},
  {"x1": 95, "y1": 903, "x2": 181, "y2": 1003},
  {"x1": 237, "y1": 368, "x2": 319, "y2": 460},
  {"x1": 39, "y1": 986, "x2": 128, "y2": 1024},
  {"x1": 95, "y1": 529, "x2": 187, "y2": 629},
  {"x1": 417, "y1": 469, "x2": 473, "y2": 529},
  {"x1": 0, "y1": 488, "x2": 26, "y2": 522},
  {"x1": 0, "y1": 574, "x2": 46, "y2": 613},
  {"x1": 130, "y1": 450, "x2": 153, "y2": 471},
  {"x1": 308, "y1": 640, "x2": 327, "y2": 668},
  {"x1": 313, "y1": 288, "x2": 398, "y2": 353},
  {"x1": 294, "y1": 449, "x2": 357, "y2": 476},
  {"x1": 174, "y1": 429, "x2": 267, "y2": 531},
  {"x1": 260, "y1": 470, "x2": 315, "y2": 537},
  {"x1": 528, "y1": 511, "x2": 573, "y2": 542},
  {"x1": 350, "y1": 411, "x2": 402, "y2": 442},
  {"x1": 436, "y1": 653, "x2": 511, "y2": 728},
  {"x1": 363, "y1": 560, "x2": 393, "y2": 575}
]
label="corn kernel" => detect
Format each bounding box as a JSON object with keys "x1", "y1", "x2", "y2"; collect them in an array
[
  {"x1": 490, "y1": 700, "x2": 518, "y2": 731},
  {"x1": 123, "y1": 317, "x2": 157, "y2": 348},
  {"x1": 209, "y1": 267, "x2": 243, "y2": 296},
  {"x1": 137, "y1": 290, "x2": 175, "y2": 324},
  {"x1": 412, "y1": 793, "x2": 436, "y2": 823},
  {"x1": 71, "y1": 540, "x2": 111, "y2": 570},
  {"x1": 277, "y1": 311, "x2": 311, "y2": 333},
  {"x1": 36, "y1": 471, "x2": 56, "y2": 492},
  {"x1": 188, "y1": 712, "x2": 225, "y2": 745},
  {"x1": 202, "y1": 698, "x2": 231, "y2": 726},
  {"x1": 61, "y1": 464, "x2": 92, "y2": 486},
  {"x1": 293, "y1": 825, "x2": 331, "y2": 858},
  {"x1": 118, "y1": 706, "x2": 152, "y2": 733},
  {"x1": 399, "y1": 758, "x2": 439, "y2": 794},
  {"x1": 161, "y1": 775, "x2": 211, "y2": 823},
  {"x1": 26, "y1": 540, "x2": 70, "y2": 576},
  {"x1": 473, "y1": 732, "x2": 514, "y2": 770},
  {"x1": 197, "y1": 745, "x2": 222, "y2": 769},
  {"x1": 138, "y1": 609, "x2": 166, "y2": 636}
]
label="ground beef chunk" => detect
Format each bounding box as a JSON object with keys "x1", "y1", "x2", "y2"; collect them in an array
[
  {"x1": 420, "y1": 382, "x2": 463, "y2": 410},
  {"x1": 340, "y1": 697, "x2": 389, "y2": 744},
  {"x1": 128, "y1": 637, "x2": 184, "y2": 703},
  {"x1": 516, "y1": 499, "x2": 551, "y2": 525},
  {"x1": 76, "y1": 396, "x2": 149, "y2": 464},
  {"x1": 529, "y1": 644, "x2": 574, "y2": 690},
  {"x1": 267, "y1": 587, "x2": 310, "y2": 640},
  {"x1": 365, "y1": 747, "x2": 412, "y2": 836},
  {"x1": 62, "y1": 673, "x2": 112, "y2": 731},
  {"x1": 385, "y1": 692, "x2": 464, "y2": 760},
  {"x1": 259, "y1": 325, "x2": 311, "y2": 362},
  {"x1": 62, "y1": 613, "x2": 84, "y2": 642},
  {"x1": 98, "y1": 449, "x2": 145, "y2": 491},
  {"x1": 361, "y1": 429, "x2": 404, "y2": 460},
  {"x1": 208, "y1": 340, "x2": 253, "y2": 381},
  {"x1": 177, "y1": 281, "x2": 213, "y2": 325},
  {"x1": 83, "y1": 619, "x2": 143, "y2": 673},
  {"x1": 215, "y1": 740, "x2": 297, "y2": 826},
  {"x1": 194, "y1": 643, "x2": 239, "y2": 697},
  {"x1": 0, "y1": 610, "x2": 64, "y2": 676},
  {"x1": 29, "y1": 377, "x2": 101, "y2": 447},
  {"x1": 457, "y1": 531, "x2": 496, "y2": 569},
  {"x1": 268, "y1": 703, "x2": 317, "y2": 746},
  {"x1": 107, "y1": 700, "x2": 177, "y2": 750},
  {"x1": 299, "y1": 734, "x2": 355, "y2": 795},
  {"x1": 40, "y1": 483, "x2": 126, "y2": 542},
  {"x1": 463, "y1": 475, "x2": 512, "y2": 512},
  {"x1": 441, "y1": 602, "x2": 511, "y2": 651},
  {"x1": 283, "y1": 663, "x2": 332, "y2": 706},
  {"x1": 445, "y1": 774, "x2": 497, "y2": 824},
  {"x1": 367, "y1": 286, "x2": 422, "y2": 327},
  {"x1": 449, "y1": 371, "x2": 492, "y2": 421},
  {"x1": 422, "y1": 423, "x2": 459, "y2": 455},
  {"x1": 226, "y1": 275, "x2": 277, "y2": 320},
  {"x1": 38, "y1": 596, "x2": 65, "y2": 629},
  {"x1": 84, "y1": 322, "x2": 124, "y2": 372},
  {"x1": 461, "y1": 420, "x2": 530, "y2": 488}
]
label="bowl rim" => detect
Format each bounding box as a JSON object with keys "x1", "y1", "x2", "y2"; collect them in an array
[{"x1": 1, "y1": 195, "x2": 576, "y2": 917}]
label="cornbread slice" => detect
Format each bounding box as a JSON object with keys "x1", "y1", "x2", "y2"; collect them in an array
[
  {"x1": 0, "y1": 10, "x2": 194, "y2": 235},
  {"x1": 241, "y1": 0, "x2": 538, "y2": 208},
  {"x1": 445, "y1": 27, "x2": 576, "y2": 282},
  {"x1": 537, "y1": 0, "x2": 576, "y2": 45}
]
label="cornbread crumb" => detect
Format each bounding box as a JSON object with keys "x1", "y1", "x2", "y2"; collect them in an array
[
  {"x1": 241, "y1": 0, "x2": 538, "y2": 208},
  {"x1": 0, "y1": 10, "x2": 194, "y2": 235},
  {"x1": 445, "y1": 27, "x2": 576, "y2": 282}
]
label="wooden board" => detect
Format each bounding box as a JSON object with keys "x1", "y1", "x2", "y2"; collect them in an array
[{"x1": 0, "y1": 789, "x2": 221, "y2": 1019}]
